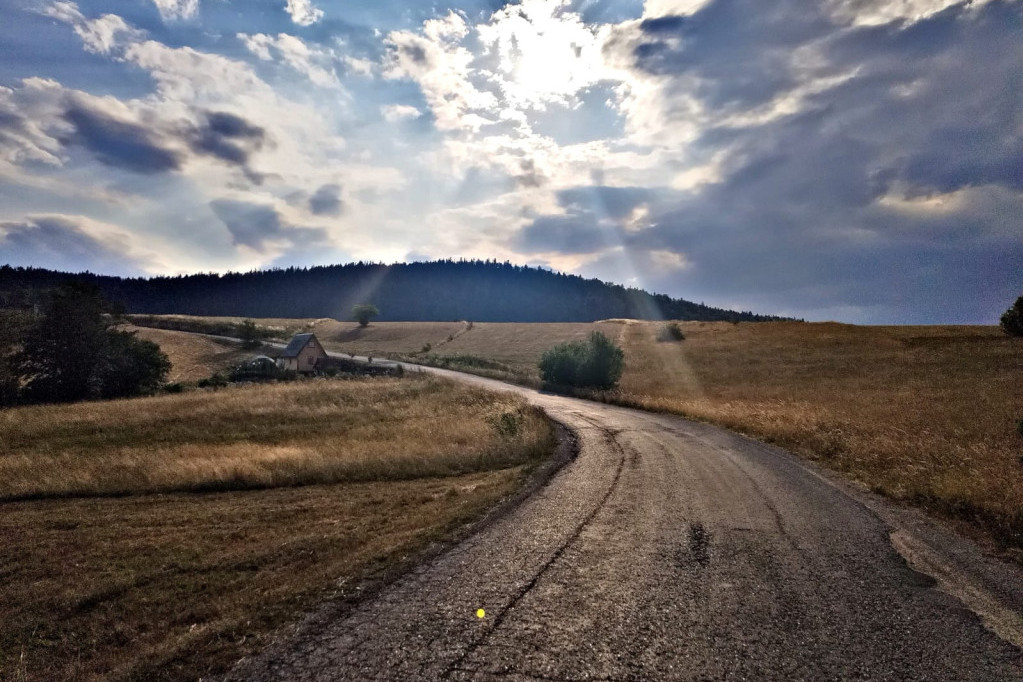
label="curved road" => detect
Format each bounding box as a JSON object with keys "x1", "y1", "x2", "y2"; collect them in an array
[{"x1": 226, "y1": 362, "x2": 1023, "y2": 681}]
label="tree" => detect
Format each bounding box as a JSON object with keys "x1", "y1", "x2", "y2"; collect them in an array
[
  {"x1": 237, "y1": 319, "x2": 262, "y2": 348},
  {"x1": 538, "y1": 331, "x2": 624, "y2": 390},
  {"x1": 1000, "y1": 295, "x2": 1023, "y2": 337},
  {"x1": 15, "y1": 282, "x2": 170, "y2": 404},
  {"x1": 353, "y1": 304, "x2": 380, "y2": 327},
  {"x1": 97, "y1": 330, "x2": 171, "y2": 399},
  {"x1": 16, "y1": 282, "x2": 110, "y2": 403}
]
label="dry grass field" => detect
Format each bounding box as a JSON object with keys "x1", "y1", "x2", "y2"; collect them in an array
[
  {"x1": 0, "y1": 377, "x2": 555, "y2": 681},
  {"x1": 128, "y1": 326, "x2": 256, "y2": 383},
  {"x1": 142, "y1": 315, "x2": 1022, "y2": 555}
]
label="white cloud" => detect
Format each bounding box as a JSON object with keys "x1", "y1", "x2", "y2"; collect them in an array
[
  {"x1": 239, "y1": 33, "x2": 341, "y2": 90},
  {"x1": 381, "y1": 104, "x2": 422, "y2": 122},
  {"x1": 284, "y1": 0, "x2": 323, "y2": 26},
  {"x1": 477, "y1": 0, "x2": 610, "y2": 110},
  {"x1": 151, "y1": 0, "x2": 199, "y2": 21},
  {"x1": 384, "y1": 13, "x2": 498, "y2": 132},
  {"x1": 44, "y1": 2, "x2": 144, "y2": 54}
]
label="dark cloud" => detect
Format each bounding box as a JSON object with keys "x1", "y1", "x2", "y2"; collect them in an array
[
  {"x1": 515, "y1": 158, "x2": 546, "y2": 188},
  {"x1": 308, "y1": 183, "x2": 344, "y2": 216},
  {"x1": 557, "y1": 186, "x2": 651, "y2": 220},
  {"x1": 589, "y1": 0, "x2": 1023, "y2": 322},
  {"x1": 512, "y1": 213, "x2": 618, "y2": 255},
  {"x1": 186, "y1": 110, "x2": 269, "y2": 183},
  {"x1": 0, "y1": 215, "x2": 149, "y2": 276},
  {"x1": 188, "y1": 111, "x2": 266, "y2": 164},
  {"x1": 209, "y1": 199, "x2": 328, "y2": 252},
  {"x1": 55, "y1": 97, "x2": 272, "y2": 182},
  {"x1": 62, "y1": 99, "x2": 183, "y2": 174}
]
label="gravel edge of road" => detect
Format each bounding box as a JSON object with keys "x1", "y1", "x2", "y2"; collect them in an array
[{"x1": 220, "y1": 418, "x2": 580, "y2": 680}]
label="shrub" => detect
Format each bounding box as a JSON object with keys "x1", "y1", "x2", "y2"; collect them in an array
[
  {"x1": 1000, "y1": 295, "x2": 1023, "y2": 337},
  {"x1": 538, "y1": 331, "x2": 624, "y2": 390},
  {"x1": 658, "y1": 322, "x2": 685, "y2": 342},
  {"x1": 198, "y1": 372, "x2": 228, "y2": 389}
]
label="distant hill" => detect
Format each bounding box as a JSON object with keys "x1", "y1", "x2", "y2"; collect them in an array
[{"x1": 0, "y1": 261, "x2": 790, "y2": 323}]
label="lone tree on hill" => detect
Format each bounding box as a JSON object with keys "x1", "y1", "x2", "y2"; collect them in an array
[
  {"x1": 353, "y1": 304, "x2": 380, "y2": 327},
  {"x1": 14, "y1": 282, "x2": 170, "y2": 404},
  {"x1": 1000, "y1": 295, "x2": 1023, "y2": 337}
]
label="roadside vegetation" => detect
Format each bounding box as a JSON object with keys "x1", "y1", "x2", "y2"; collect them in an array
[{"x1": 0, "y1": 375, "x2": 555, "y2": 681}]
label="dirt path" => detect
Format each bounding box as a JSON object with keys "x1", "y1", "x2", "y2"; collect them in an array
[{"x1": 224, "y1": 361, "x2": 1023, "y2": 681}]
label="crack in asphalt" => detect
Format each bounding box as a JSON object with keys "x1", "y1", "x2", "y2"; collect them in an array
[{"x1": 441, "y1": 427, "x2": 628, "y2": 679}]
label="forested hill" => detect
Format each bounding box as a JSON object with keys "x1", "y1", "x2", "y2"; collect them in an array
[{"x1": 0, "y1": 261, "x2": 789, "y2": 322}]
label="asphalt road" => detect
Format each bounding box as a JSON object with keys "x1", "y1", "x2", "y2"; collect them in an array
[{"x1": 223, "y1": 358, "x2": 1023, "y2": 681}]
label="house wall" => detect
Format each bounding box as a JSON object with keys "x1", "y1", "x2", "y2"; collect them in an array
[{"x1": 295, "y1": 339, "x2": 327, "y2": 372}]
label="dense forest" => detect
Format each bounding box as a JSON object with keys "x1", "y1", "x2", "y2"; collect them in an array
[{"x1": 0, "y1": 261, "x2": 789, "y2": 323}]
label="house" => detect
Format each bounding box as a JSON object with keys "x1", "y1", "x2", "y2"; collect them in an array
[{"x1": 277, "y1": 333, "x2": 328, "y2": 373}]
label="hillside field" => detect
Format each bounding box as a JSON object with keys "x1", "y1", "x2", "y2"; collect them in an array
[
  {"x1": 0, "y1": 376, "x2": 554, "y2": 681},
  {"x1": 131, "y1": 315, "x2": 1023, "y2": 557}
]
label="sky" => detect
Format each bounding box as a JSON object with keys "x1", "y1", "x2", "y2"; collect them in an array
[{"x1": 0, "y1": 0, "x2": 1020, "y2": 323}]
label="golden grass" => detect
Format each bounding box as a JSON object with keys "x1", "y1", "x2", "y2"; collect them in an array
[
  {"x1": 127, "y1": 325, "x2": 255, "y2": 383},
  {"x1": 611, "y1": 321, "x2": 1023, "y2": 553},
  {"x1": 0, "y1": 376, "x2": 552, "y2": 500},
  {"x1": 0, "y1": 375, "x2": 555, "y2": 681}
]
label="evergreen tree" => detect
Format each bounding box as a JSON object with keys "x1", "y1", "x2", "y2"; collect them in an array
[
  {"x1": 1000, "y1": 295, "x2": 1023, "y2": 337},
  {"x1": 14, "y1": 282, "x2": 170, "y2": 403}
]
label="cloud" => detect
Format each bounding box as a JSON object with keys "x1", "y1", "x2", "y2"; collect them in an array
[
  {"x1": 556, "y1": 186, "x2": 651, "y2": 220},
  {"x1": 209, "y1": 199, "x2": 328, "y2": 253},
  {"x1": 151, "y1": 0, "x2": 199, "y2": 22},
  {"x1": 308, "y1": 183, "x2": 343, "y2": 216},
  {"x1": 62, "y1": 96, "x2": 183, "y2": 174},
  {"x1": 284, "y1": 0, "x2": 323, "y2": 26},
  {"x1": 238, "y1": 33, "x2": 341, "y2": 89},
  {"x1": 384, "y1": 12, "x2": 498, "y2": 132},
  {"x1": 575, "y1": 0, "x2": 1023, "y2": 321},
  {"x1": 44, "y1": 2, "x2": 144, "y2": 54},
  {"x1": 512, "y1": 213, "x2": 618, "y2": 254},
  {"x1": 380, "y1": 104, "x2": 422, "y2": 122},
  {"x1": 0, "y1": 214, "x2": 162, "y2": 275}
]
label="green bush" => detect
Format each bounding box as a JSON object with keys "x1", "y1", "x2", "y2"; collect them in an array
[
  {"x1": 657, "y1": 322, "x2": 685, "y2": 342},
  {"x1": 538, "y1": 331, "x2": 624, "y2": 390}
]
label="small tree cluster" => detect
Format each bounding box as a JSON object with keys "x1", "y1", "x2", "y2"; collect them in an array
[
  {"x1": 538, "y1": 331, "x2": 624, "y2": 390},
  {"x1": 1000, "y1": 295, "x2": 1023, "y2": 337}
]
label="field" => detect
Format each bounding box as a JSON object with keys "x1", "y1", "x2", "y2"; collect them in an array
[
  {"x1": 0, "y1": 376, "x2": 555, "y2": 681},
  {"x1": 128, "y1": 326, "x2": 257, "y2": 383},
  {"x1": 130, "y1": 315, "x2": 1023, "y2": 556}
]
